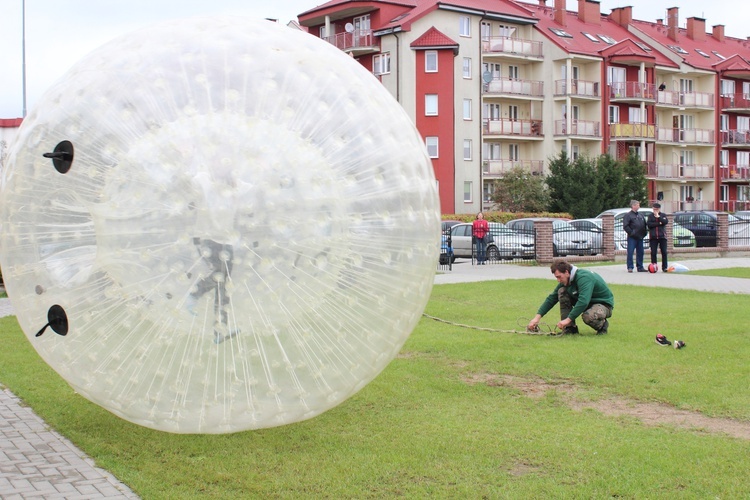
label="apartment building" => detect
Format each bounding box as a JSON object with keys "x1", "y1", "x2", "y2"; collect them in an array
[{"x1": 298, "y1": 0, "x2": 750, "y2": 215}]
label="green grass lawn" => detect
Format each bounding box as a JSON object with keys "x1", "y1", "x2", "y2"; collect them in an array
[
  {"x1": 1, "y1": 279, "x2": 749, "y2": 498},
  {"x1": 688, "y1": 267, "x2": 750, "y2": 279}
]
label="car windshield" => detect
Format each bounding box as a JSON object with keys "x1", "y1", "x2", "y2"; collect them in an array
[{"x1": 552, "y1": 220, "x2": 578, "y2": 232}]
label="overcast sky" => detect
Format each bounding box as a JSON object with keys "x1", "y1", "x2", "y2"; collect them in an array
[{"x1": 1, "y1": 0, "x2": 748, "y2": 118}]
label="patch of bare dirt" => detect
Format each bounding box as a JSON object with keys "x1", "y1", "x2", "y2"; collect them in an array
[{"x1": 463, "y1": 373, "x2": 750, "y2": 440}]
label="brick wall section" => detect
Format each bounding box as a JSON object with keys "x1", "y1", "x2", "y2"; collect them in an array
[
  {"x1": 717, "y1": 212, "x2": 729, "y2": 249},
  {"x1": 600, "y1": 214, "x2": 615, "y2": 260},
  {"x1": 535, "y1": 219, "x2": 555, "y2": 263}
]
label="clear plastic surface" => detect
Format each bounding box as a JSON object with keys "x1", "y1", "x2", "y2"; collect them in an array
[{"x1": 0, "y1": 17, "x2": 440, "y2": 433}]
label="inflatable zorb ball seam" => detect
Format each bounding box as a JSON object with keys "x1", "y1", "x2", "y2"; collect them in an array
[{"x1": 0, "y1": 17, "x2": 440, "y2": 433}]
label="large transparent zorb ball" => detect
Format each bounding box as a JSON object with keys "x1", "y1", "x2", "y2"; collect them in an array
[{"x1": 0, "y1": 17, "x2": 440, "y2": 433}]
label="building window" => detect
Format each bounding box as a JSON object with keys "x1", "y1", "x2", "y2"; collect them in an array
[
  {"x1": 319, "y1": 26, "x2": 328, "y2": 39},
  {"x1": 426, "y1": 136, "x2": 439, "y2": 158},
  {"x1": 463, "y1": 58, "x2": 472, "y2": 79},
  {"x1": 572, "y1": 145, "x2": 580, "y2": 160},
  {"x1": 463, "y1": 99, "x2": 472, "y2": 120},
  {"x1": 373, "y1": 53, "x2": 390, "y2": 75},
  {"x1": 459, "y1": 16, "x2": 471, "y2": 37},
  {"x1": 720, "y1": 184, "x2": 729, "y2": 203},
  {"x1": 425, "y1": 51, "x2": 438, "y2": 72},
  {"x1": 720, "y1": 79, "x2": 735, "y2": 96},
  {"x1": 463, "y1": 140, "x2": 472, "y2": 160},
  {"x1": 609, "y1": 106, "x2": 619, "y2": 124},
  {"x1": 464, "y1": 181, "x2": 473, "y2": 202},
  {"x1": 425, "y1": 94, "x2": 438, "y2": 116},
  {"x1": 720, "y1": 114, "x2": 729, "y2": 131},
  {"x1": 720, "y1": 149, "x2": 729, "y2": 166},
  {"x1": 508, "y1": 143, "x2": 519, "y2": 161}
]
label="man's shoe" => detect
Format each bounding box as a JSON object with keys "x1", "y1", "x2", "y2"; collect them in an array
[
  {"x1": 562, "y1": 325, "x2": 579, "y2": 334},
  {"x1": 637, "y1": 268, "x2": 648, "y2": 272},
  {"x1": 627, "y1": 269, "x2": 633, "y2": 273},
  {"x1": 596, "y1": 319, "x2": 608, "y2": 335},
  {"x1": 655, "y1": 333, "x2": 671, "y2": 346}
]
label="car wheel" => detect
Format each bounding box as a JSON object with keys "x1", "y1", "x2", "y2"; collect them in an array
[
  {"x1": 552, "y1": 243, "x2": 559, "y2": 257},
  {"x1": 486, "y1": 246, "x2": 500, "y2": 262}
]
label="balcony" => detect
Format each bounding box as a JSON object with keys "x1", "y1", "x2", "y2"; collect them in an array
[
  {"x1": 323, "y1": 30, "x2": 378, "y2": 56},
  {"x1": 609, "y1": 123, "x2": 656, "y2": 140},
  {"x1": 483, "y1": 159, "x2": 544, "y2": 177},
  {"x1": 720, "y1": 130, "x2": 750, "y2": 148},
  {"x1": 554, "y1": 119, "x2": 600, "y2": 138},
  {"x1": 554, "y1": 79, "x2": 600, "y2": 98},
  {"x1": 719, "y1": 93, "x2": 750, "y2": 114},
  {"x1": 483, "y1": 118, "x2": 543, "y2": 137},
  {"x1": 482, "y1": 36, "x2": 543, "y2": 58},
  {"x1": 656, "y1": 90, "x2": 714, "y2": 108},
  {"x1": 609, "y1": 82, "x2": 656, "y2": 103},
  {"x1": 656, "y1": 128, "x2": 715, "y2": 145},
  {"x1": 719, "y1": 165, "x2": 750, "y2": 182},
  {"x1": 647, "y1": 163, "x2": 714, "y2": 180},
  {"x1": 483, "y1": 77, "x2": 543, "y2": 98}
]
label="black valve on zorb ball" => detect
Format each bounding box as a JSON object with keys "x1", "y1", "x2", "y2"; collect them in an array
[
  {"x1": 43, "y1": 140, "x2": 74, "y2": 174},
  {"x1": 35, "y1": 304, "x2": 69, "y2": 337}
]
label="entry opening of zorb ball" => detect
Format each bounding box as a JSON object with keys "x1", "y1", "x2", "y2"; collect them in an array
[{"x1": 0, "y1": 17, "x2": 440, "y2": 433}]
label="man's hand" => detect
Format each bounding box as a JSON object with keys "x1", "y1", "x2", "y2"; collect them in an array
[
  {"x1": 556, "y1": 317, "x2": 572, "y2": 330},
  {"x1": 527, "y1": 314, "x2": 542, "y2": 332}
]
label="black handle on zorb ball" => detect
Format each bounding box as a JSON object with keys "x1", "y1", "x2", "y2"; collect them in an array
[{"x1": 35, "y1": 305, "x2": 69, "y2": 337}]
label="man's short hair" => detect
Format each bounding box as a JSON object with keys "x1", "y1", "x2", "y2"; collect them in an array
[
  {"x1": 550, "y1": 260, "x2": 572, "y2": 274},
  {"x1": 630, "y1": 199, "x2": 640, "y2": 207}
]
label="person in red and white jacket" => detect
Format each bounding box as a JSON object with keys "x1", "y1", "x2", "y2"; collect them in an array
[{"x1": 472, "y1": 212, "x2": 490, "y2": 265}]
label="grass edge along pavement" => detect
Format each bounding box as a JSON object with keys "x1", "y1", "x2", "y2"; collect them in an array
[{"x1": 1, "y1": 274, "x2": 750, "y2": 497}]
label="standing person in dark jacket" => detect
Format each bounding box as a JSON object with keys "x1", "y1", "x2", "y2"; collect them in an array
[
  {"x1": 647, "y1": 202, "x2": 669, "y2": 272},
  {"x1": 623, "y1": 200, "x2": 648, "y2": 272},
  {"x1": 527, "y1": 260, "x2": 614, "y2": 335}
]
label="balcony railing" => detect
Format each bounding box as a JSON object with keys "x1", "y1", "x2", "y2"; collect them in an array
[
  {"x1": 483, "y1": 118, "x2": 543, "y2": 137},
  {"x1": 648, "y1": 163, "x2": 714, "y2": 179},
  {"x1": 482, "y1": 36, "x2": 543, "y2": 58},
  {"x1": 323, "y1": 30, "x2": 375, "y2": 52},
  {"x1": 720, "y1": 130, "x2": 750, "y2": 146},
  {"x1": 656, "y1": 128, "x2": 715, "y2": 144},
  {"x1": 719, "y1": 93, "x2": 750, "y2": 110},
  {"x1": 609, "y1": 82, "x2": 656, "y2": 101},
  {"x1": 609, "y1": 123, "x2": 656, "y2": 140},
  {"x1": 484, "y1": 77, "x2": 543, "y2": 97},
  {"x1": 554, "y1": 119, "x2": 600, "y2": 137},
  {"x1": 719, "y1": 165, "x2": 750, "y2": 181},
  {"x1": 554, "y1": 79, "x2": 600, "y2": 98},
  {"x1": 483, "y1": 159, "x2": 544, "y2": 176},
  {"x1": 656, "y1": 90, "x2": 714, "y2": 108}
]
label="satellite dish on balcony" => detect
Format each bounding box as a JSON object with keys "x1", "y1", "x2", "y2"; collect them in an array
[
  {"x1": 482, "y1": 71, "x2": 493, "y2": 84},
  {"x1": 345, "y1": 23, "x2": 354, "y2": 33}
]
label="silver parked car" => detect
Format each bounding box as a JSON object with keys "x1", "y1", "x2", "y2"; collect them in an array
[
  {"x1": 487, "y1": 222, "x2": 535, "y2": 260},
  {"x1": 449, "y1": 222, "x2": 535, "y2": 261},
  {"x1": 506, "y1": 218, "x2": 593, "y2": 256}
]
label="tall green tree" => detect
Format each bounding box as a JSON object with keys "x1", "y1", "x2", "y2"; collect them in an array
[
  {"x1": 545, "y1": 151, "x2": 649, "y2": 217},
  {"x1": 546, "y1": 153, "x2": 599, "y2": 219},
  {"x1": 621, "y1": 152, "x2": 648, "y2": 204},
  {"x1": 489, "y1": 165, "x2": 550, "y2": 212},
  {"x1": 595, "y1": 154, "x2": 624, "y2": 210}
]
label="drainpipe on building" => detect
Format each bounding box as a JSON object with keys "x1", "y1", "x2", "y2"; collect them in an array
[{"x1": 393, "y1": 32, "x2": 400, "y2": 102}]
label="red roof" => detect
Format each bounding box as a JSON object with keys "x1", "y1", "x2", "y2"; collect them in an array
[
  {"x1": 410, "y1": 26, "x2": 458, "y2": 49},
  {"x1": 520, "y1": 2, "x2": 677, "y2": 68},
  {"x1": 0, "y1": 118, "x2": 23, "y2": 128},
  {"x1": 631, "y1": 18, "x2": 750, "y2": 71},
  {"x1": 375, "y1": 0, "x2": 537, "y2": 33}
]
